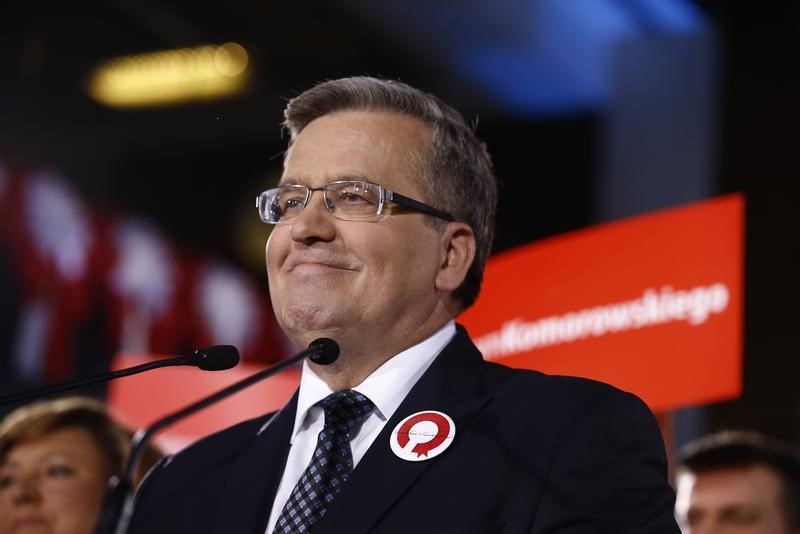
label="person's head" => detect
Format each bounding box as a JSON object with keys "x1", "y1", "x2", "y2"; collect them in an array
[
  {"x1": 261, "y1": 76, "x2": 497, "y2": 368},
  {"x1": 675, "y1": 430, "x2": 800, "y2": 534},
  {"x1": 0, "y1": 397, "x2": 160, "y2": 534}
]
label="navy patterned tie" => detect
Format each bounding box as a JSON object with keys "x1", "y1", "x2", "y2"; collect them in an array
[{"x1": 273, "y1": 389, "x2": 374, "y2": 533}]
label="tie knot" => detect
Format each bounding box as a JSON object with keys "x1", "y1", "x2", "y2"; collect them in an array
[{"x1": 319, "y1": 389, "x2": 373, "y2": 433}]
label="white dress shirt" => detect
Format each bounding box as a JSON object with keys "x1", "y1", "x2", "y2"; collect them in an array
[{"x1": 264, "y1": 321, "x2": 456, "y2": 533}]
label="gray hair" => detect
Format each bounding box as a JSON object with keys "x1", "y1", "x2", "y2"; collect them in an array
[{"x1": 282, "y1": 76, "x2": 497, "y2": 310}]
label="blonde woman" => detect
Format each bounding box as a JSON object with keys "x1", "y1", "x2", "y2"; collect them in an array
[{"x1": 0, "y1": 397, "x2": 161, "y2": 534}]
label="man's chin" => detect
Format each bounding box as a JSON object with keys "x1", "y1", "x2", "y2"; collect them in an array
[{"x1": 279, "y1": 307, "x2": 342, "y2": 344}]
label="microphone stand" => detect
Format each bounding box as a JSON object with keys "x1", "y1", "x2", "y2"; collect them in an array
[
  {"x1": 0, "y1": 356, "x2": 199, "y2": 406},
  {"x1": 94, "y1": 338, "x2": 338, "y2": 534}
]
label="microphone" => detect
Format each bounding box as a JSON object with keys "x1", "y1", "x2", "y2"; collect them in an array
[
  {"x1": 94, "y1": 337, "x2": 339, "y2": 534},
  {"x1": 0, "y1": 346, "x2": 240, "y2": 406},
  {"x1": 307, "y1": 337, "x2": 339, "y2": 365}
]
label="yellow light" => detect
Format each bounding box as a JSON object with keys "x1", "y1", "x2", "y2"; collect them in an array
[{"x1": 88, "y1": 42, "x2": 250, "y2": 108}]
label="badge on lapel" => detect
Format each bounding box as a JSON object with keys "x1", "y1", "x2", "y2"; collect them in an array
[{"x1": 389, "y1": 410, "x2": 455, "y2": 462}]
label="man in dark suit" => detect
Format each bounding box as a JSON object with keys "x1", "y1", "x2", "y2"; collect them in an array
[{"x1": 130, "y1": 76, "x2": 680, "y2": 533}]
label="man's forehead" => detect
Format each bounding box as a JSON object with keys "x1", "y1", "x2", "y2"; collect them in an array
[
  {"x1": 279, "y1": 113, "x2": 429, "y2": 195},
  {"x1": 677, "y1": 464, "x2": 785, "y2": 506},
  {"x1": 284, "y1": 111, "x2": 430, "y2": 160}
]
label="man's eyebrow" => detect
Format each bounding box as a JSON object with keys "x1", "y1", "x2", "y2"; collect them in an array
[
  {"x1": 718, "y1": 504, "x2": 760, "y2": 517},
  {"x1": 279, "y1": 173, "x2": 372, "y2": 186},
  {"x1": 333, "y1": 173, "x2": 370, "y2": 181}
]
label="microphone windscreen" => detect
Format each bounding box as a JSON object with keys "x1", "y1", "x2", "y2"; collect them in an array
[
  {"x1": 308, "y1": 338, "x2": 339, "y2": 365},
  {"x1": 194, "y1": 345, "x2": 240, "y2": 371}
]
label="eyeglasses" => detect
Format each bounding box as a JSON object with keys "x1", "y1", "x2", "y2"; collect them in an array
[{"x1": 256, "y1": 179, "x2": 454, "y2": 224}]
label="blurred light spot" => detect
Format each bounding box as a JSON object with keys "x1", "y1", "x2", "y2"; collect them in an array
[{"x1": 88, "y1": 42, "x2": 250, "y2": 108}]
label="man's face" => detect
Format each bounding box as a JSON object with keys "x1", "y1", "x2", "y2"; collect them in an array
[
  {"x1": 266, "y1": 110, "x2": 452, "y2": 356},
  {"x1": 675, "y1": 464, "x2": 791, "y2": 534}
]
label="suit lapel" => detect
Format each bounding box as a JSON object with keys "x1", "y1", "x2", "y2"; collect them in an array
[
  {"x1": 316, "y1": 327, "x2": 491, "y2": 534},
  {"x1": 213, "y1": 393, "x2": 298, "y2": 533}
]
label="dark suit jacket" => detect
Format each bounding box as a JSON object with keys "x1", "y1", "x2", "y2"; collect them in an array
[{"x1": 130, "y1": 326, "x2": 680, "y2": 533}]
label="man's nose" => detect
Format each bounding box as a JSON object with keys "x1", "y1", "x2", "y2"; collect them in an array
[{"x1": 289, "y1": 190, "x2": 337, "y2": 243}]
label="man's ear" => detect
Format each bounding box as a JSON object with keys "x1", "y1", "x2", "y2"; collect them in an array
[{"x1": 435, "y1": 222, "x2": 476, "y2": 293}]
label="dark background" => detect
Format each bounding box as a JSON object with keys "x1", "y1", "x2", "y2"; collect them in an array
[{"x1": 1, "y1": 1, "x2": 798, "y2": 450}]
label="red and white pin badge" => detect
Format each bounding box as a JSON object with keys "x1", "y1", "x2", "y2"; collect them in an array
[{"x1": 390, "y1": 410, "x2": 455, "y2": 462}]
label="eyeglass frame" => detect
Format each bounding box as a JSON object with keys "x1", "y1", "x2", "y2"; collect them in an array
[{"x1": 255, "y1": 179, "x2": 455, "y2": 224}]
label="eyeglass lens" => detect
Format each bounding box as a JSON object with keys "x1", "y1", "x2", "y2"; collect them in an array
[{"x1": 267, "y1": 181, "x2": 383, "y2": 222}]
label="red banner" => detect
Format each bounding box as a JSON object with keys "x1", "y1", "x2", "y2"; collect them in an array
[{"x1": 459, "y1": 194, "x2": 744, "y2": 412}]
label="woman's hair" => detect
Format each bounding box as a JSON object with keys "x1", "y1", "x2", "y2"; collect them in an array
[{"x1": 0, "y1": 396, "x2": 161, "y2": 486}]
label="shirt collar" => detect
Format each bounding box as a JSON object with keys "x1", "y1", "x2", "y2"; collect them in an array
[{"x1": 290, "y1": 321, "x2": 456, "y2": 442}]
